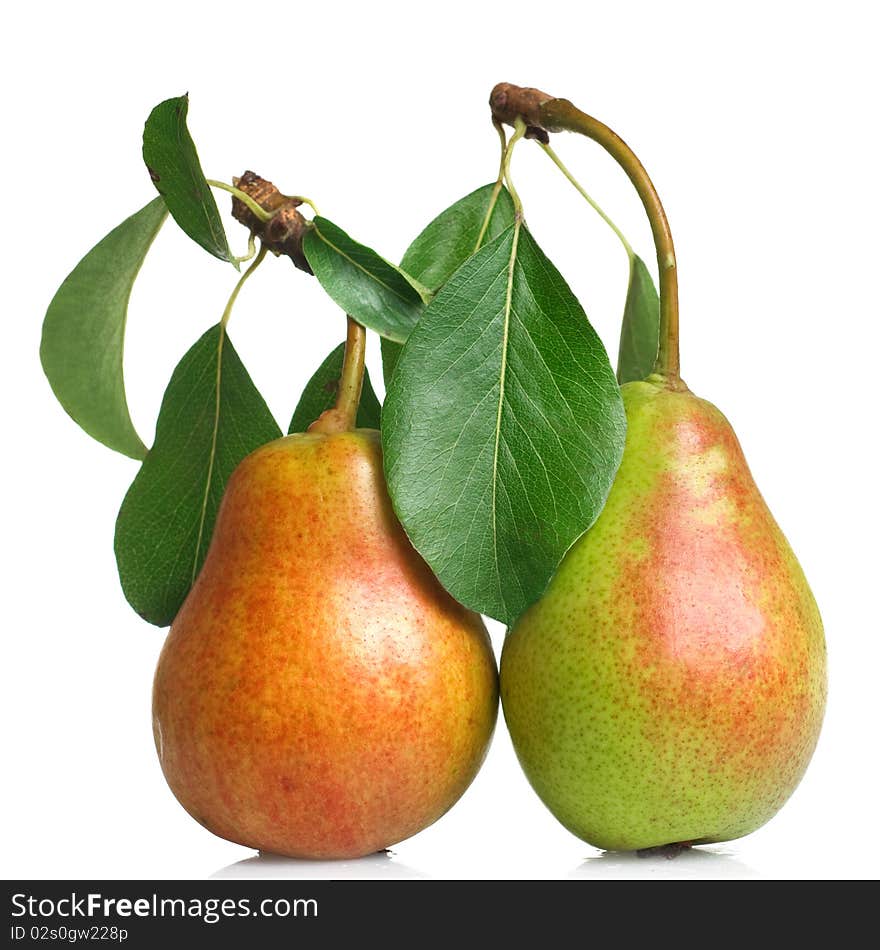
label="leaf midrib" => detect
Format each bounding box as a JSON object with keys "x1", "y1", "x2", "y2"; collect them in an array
[
  {"x1": 312, "y1": 221, "x2": 415, "y2": 308},
  {"x1": 490, "y1": 219, "x2": 521, "y2": 616},
  {"x1": 191, "y1": 326, "x2": 224, "y2": 581},
  {"x1": 168, "y1": 98, "x2": 226, "y2": 256}
]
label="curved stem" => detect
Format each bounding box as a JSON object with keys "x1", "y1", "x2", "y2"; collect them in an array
[
  {"x1": 473, "y1": 118, "x2": 510, "y2": 252},
  {"x1": 501, "y1": 118, "x2": 528, "y2": 217},
  {"x1": 493, "y1": 115, "x2": 509, "y2": 157},
  {"x1": 220, "y1": 244, "x2": 268, "y2": 329},
  {"x1": 286, "y1": 194, "x2": 320, "y2": 216},
  {"x1": 193, "y1": 244, "x2": 268, "y2": 578},
  {"x1": 538, "y1": 99, "x2": 681, "y2": 382},
  {"x1": 539, "y1": 142, "x2": 634, "y2": 259},
  {"x1": 308, "y1": 316, "x2": 367, "y2": 434},
  {"x1": 207, "y1": 180, "x2": 274, "y2": 222},
  {"x1": 231, "y1": 231, "x2": 258, "y2": 266}
]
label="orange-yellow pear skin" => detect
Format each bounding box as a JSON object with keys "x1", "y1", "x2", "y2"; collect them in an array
[
  {"x1": 153, "y1": 429, "x2": 498, "y2": 859},
  {"x1": 501, "y1": 378, "x2": 826, "y2": 851}
]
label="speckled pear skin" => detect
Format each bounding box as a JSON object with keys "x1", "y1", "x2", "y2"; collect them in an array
[
  {"x1": 153, "y1": 429, "x2": 498, "y2": 859},
  {"x1": 500, "y1": 377, "x2": 826, "y2": 851}
]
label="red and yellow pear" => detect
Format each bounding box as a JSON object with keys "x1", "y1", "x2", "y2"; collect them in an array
[{"x1": 153, "y1": 320, "x2": 498, "y2": 858}]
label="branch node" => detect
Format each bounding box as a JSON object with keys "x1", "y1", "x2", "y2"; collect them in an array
[
  {"x1": 231, "y1": 171, "x2": 312, "y2": 273},
  {"x1": 490, "y1": 82, "x2": 554, "y2": 140}
]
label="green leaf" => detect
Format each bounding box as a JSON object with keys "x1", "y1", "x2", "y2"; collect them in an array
[
  {"x1": 303, "y1": 217, "x2": 425, "y2": 342},
  {"x1": 41, "y1": 197, "x2": 167, "y2": 459},
  {"x1": 115, "y1": 324, "x2": 281, "y2": 626},
  {"x1": 379, "y1": 184, "x2": 516, "y2": 391},
  {"x1": 142, "y1": 95, "x2": 234, "y2": 265},
  {"x1": 289, "y1": 343, "x2": 382, "y2": 432},
  {"x1": 401, "y1": 183, "x2": 516, "y2": 291},
  {"x1": 616, "y1": 254, "x2": 660, "y2": 384},
  {"x1": 382, "y1": 223, "x2": 626, "y2": 626},
  {"x1": 380, "y1": 337, "x2": 403, "y2": 390}
]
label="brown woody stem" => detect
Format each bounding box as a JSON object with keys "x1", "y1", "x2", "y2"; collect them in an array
[{"x1": 231, "y1": 171, "x2": 313, "y2": 274}]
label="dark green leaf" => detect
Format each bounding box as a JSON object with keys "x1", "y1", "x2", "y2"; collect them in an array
[
  {"x1": 143, "y1": 95, "x2": 234, "y2": 265},
  {"x1": 115, "y1": 324, "x2": 281, "y2": 626},
  {"x1": 378, "y1": 184, "x2": 516, "y2": 391},
  {"x1": 303, "y1": 217, "x2": 425, "y2": 342},
  {"x1": 380, "y1": 337, "x2": 403, "y2": 390},
  {"x1": 289, "y1": 343, "x2": 382, "y2": 432},
  {"x1": 401, "y1": 183, "x2": 516, "y2": 291},
  {"x1": 383, "y1": 223, "x2": 626, "y2": 626},
  {"x1": 41, "y1": 197, "x2": 167, "y2": 459},
  {"x1": 616, "y1": 254, "x2": 660, "y2": 384}
]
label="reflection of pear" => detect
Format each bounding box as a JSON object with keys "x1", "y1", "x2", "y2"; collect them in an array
[
  {"x1": 154, "y1": 429, "x2": 498, "y2": 859},
  {"x1": 501, "y1": 377, "x2": 826, "y2": 851}
]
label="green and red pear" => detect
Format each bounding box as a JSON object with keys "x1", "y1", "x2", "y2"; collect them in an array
[
  {"x1": 501, "y1": 377, "x2": 826, "y2": 850},
  {"x1": 495, "y1": 89, "x2": 826, "y2": 851}
]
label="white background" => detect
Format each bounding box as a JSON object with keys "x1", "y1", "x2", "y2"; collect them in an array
[{"x1": 3, "y1": 1, "x2": 877, "y2": 881}]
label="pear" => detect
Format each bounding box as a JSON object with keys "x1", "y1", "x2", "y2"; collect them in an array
[
  {"x1": 500, "y1": 377, "x2": 826, "y2": 851},
  {"x1": 153, "y1": 428, "x2": 498, "y2": 859}
]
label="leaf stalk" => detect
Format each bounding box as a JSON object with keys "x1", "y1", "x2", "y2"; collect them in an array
[{"x1": 539, "y1": 100, "x2": 680, "y2": 384}]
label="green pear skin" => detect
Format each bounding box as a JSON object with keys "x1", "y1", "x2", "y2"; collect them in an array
[
  {"x1": 500, "y1": 377, "x2": 826, "y2": 851},
  {"x1": 154, "y1": 429, "x2": 498, "y2": 859}
]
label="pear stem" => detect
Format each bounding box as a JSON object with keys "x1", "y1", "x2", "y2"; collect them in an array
[
  {"x1": 537, "y1": 98, "x2": 680, "y2": 383},
  {"x1": 308, "y1": 315, "x2": 367, "y2": 434},
  {"x1": 336, "y1": 315, "x2": 367, "y2": 425}
]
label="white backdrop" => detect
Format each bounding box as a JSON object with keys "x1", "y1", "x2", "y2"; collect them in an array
[{"x1": 3, "y1": 0, "x2": 877, "y2": 880}]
